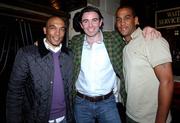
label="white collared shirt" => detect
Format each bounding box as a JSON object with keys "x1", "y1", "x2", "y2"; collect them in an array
[
  {"x1": 76, "y1": 31, "x2": 116, "y2": 96},
  {"x1": 43, "y1": 38, "x2": 62, "y2": 53}
]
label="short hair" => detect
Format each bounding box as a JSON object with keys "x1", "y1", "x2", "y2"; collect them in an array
[
  {"x1": 79, "y1": 6, "x2": 103, "y2": 21},
  {"x1": 73, "y1": 11, "x2": 84, "y2": 33},
  {"x1": 116, "y1": 4, "x2": 137, "y2": 17},
  {"x1": 46, "y1": 16, "x2": 66, "y2": 28}
]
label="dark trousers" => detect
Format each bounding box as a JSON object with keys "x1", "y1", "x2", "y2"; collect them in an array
[
  {"x1": 117, "y1": 102, "x2": 126, "y2": 123},
  {"x1": 126, "y1": 115, "x2": 138, "y2": 123}
]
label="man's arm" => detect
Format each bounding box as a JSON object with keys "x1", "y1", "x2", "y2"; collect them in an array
[
  {"x1": 6, "y1": 48, "x2": 28, "y2": 123},
  {"x1": 154, "y1": 62, "x2": 174, "y2": 123}
]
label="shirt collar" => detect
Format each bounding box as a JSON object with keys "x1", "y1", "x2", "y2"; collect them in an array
[
  {"x1": 123, "y1": 27, "x2": 142, "y2": 43},
  {"x1": 84, "y1": 30, "x2": 104, "y2": 47},
  {"x1": 131, "y1": 27, "x2": 142, "y2": 40},
  {"x1": 43, "y1": 38, "x2": 62, "y2": 53}
]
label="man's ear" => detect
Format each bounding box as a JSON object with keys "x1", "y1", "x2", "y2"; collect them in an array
[
  {"x1": 43, "y1": 27, "x2": 46, "y2": 34},
  {"x1": 135, "y1": 16, "x2": 139, "y2": 26},
  {"x1": 99, "y1": 19, "x2": 103, "y2": 27},
  {"x1": 80, "y1": 22, "x2": 84, "y2": 29}
]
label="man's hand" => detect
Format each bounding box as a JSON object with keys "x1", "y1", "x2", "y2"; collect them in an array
[{"x1": 142, "y1": 26, "x2": 161, "y2": 40}]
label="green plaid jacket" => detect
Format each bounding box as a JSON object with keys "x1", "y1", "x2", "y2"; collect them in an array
[{"x1": 69, "y1": 31, "x2": 127, "y2": 105}]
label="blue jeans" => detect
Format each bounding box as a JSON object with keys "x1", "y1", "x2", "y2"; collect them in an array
[{"x1": 74, "y1": 95, "x2": 121, "y2": 123}]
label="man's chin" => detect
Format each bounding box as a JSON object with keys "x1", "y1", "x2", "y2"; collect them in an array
[
  {"x1": 120, "y1": 32, "x2": 127, "y2": 37},
  {"x1": 51, "y1": 42, "x2": 61, "y2": 47},
  {"x1": 87, "y1": 32, "x2": 99, "y2": 37}
]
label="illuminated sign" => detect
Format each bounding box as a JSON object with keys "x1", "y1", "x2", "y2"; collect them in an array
[{"x1": 155, "y1": 7, "x2": 180, "y2": 28}]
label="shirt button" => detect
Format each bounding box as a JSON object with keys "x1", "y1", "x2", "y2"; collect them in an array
[{"x1": 50, "y1": 81, "x2": 53, "y2": 84}]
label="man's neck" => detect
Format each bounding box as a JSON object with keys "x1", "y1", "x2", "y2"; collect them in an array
[
  {"x1": 86, "y1": 31, "x2": 102, "y2": 45},
  {"x1": 124, "y1": 36, "x2": 132, "y2": 43},
  {"x1": 124, "y1": 28, "x2": 137, "y2": 43}
]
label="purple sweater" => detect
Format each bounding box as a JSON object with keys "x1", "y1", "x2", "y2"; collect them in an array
[{"x1": 49, "y1": 51, "x2": 66, "y2": 120}]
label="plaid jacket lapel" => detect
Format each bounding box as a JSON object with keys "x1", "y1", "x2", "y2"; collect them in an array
[
  {"x1": 103, "y1": 31, "x2": 127, "y2": 105},
  {"x1": 70, "y1": 34, "x2": 84, "y2": 84}
]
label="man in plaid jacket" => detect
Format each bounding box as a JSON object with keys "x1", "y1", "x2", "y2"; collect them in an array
[{"x1": 69, "y1": 6, "x2": 126, "y2": 123}]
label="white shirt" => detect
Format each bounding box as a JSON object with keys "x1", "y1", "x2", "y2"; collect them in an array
[
  {"x1": 43, "y1": 38, "x2": 62, "y2": 53},
  {"x1": 76, "y1": 31, "x2": 117, "y2": 96}
]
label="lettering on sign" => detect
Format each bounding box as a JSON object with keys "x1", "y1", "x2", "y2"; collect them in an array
[{"x1": 155, "y1": 7, "x2": 180, "y2": 28}]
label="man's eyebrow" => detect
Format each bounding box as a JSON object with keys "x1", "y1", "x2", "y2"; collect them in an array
[
  {"x1": 48, "y1": 24, "x2": 55, "y2": 27},
  {"x1": 82, "y1": 18, "x2": 88, "y2": 21}
]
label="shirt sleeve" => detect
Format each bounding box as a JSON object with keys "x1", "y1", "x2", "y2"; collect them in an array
[{"x1": 145, "y1": 37, "x2": 172, "y2": 68}]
